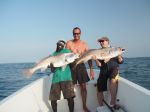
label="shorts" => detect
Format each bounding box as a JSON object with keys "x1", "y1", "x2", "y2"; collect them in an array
[
  {"x1": 70, "y1": 62, "x2": 90, "y2": 84},
  {"x1": 97, "y1": 67, "x2": 119, "y2": 92},
  {"x1": 49, "y1": 81, "x2": 75, "y2": 101}
]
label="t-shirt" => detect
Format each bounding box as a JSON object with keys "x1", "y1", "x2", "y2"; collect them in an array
[
  {"x1": 98, "y1": 57, "x2": 122, "y2": 75},
  {"x1": 51, "y1": 48, "x2": 72, "y2": 83}
]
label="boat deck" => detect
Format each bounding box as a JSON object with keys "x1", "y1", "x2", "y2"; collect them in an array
[
  {"x1": 1, "y1": 69, "x2": 150, "y2": 112},
  {"x1": 54, "y1": 83, "x2": 125, "y2": 112}
]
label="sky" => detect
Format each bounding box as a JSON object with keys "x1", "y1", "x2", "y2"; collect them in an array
[{"x1": 0, "y1": 0, "x2": 150, "y2": 63}]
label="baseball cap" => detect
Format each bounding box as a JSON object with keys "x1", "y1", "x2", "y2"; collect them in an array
[{"x1": 97, "y1": 37, "x2": 109, "y2": 42}]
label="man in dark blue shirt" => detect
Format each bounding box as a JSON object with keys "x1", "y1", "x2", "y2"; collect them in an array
[{"x1": 92, "y1": 37, "x2": 123, "y2": 111}]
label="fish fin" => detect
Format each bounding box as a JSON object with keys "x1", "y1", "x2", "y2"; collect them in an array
[
  {"x1": 23, "y1": 69, "x2": 34, "y2": 78},
  {"x1": 62, "y1": 65, "x2": 67, "y2": 71},
  {"x1": 41, "y1": 67, "x2": 47, "y2": 72},
  {"x1": 66, "y1": 58, "x2": 74, "y2": 63},
  {"x1": 72, "y1": 62, "x2": 78, "y2": 70},
  {"x1": 65, "y1": 58, "x2": 69, "y2": 62}
]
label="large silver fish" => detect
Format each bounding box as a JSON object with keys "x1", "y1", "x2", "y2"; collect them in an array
[
  {"x1": 24, "y1": 53, "x2": 79, "y2": 76},
  {"x1": 75, "y1": 47, "x2": 125, "y2": 66}
]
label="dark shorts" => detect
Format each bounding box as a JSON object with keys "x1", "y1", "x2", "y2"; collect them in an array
[
  {"x1": 97, "y1": 67, "x2": 119, "y2": 92},
  {"x1": 70, "y1": 62, "x2": 90, "y2": 84},
  {"x1": 49, "y1": 81, "x2": 75, "y2": 101}
]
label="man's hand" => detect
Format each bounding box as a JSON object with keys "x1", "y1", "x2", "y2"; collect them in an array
[
  {"x1": 118, "y1": 55, "x2": 122, "y2": 59},
  {"x1": 48, "y1": 63, "x2": 55, "y2": 73},
  {"x1": 118, "y1": 55, "x2": 123, "y2": 63}
]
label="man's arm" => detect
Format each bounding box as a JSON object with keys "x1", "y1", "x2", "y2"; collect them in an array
[
  {"x1": 84, "y1": 42, "x2": 93, "y2": 69},
  {"x1": 92, "y1": 55, "x2": 101, "y2": 67},
  {"x1": 84, "y1": 42, "x2": 94, "y2": 80},
  {"x1": 117, "y1": 55, "x2": 123, "y2": 64},
  {"x1": 88, "y1": 60, "x2": 93, "y2": 69},
  {"x1": 88, "y1": 60, "x2": 94, "y2": 80},
  {"x1": 66, "y1": 41, "x2": 70, "y2": 49}
]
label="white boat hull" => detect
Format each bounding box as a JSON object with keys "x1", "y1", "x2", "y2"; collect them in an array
[{"x1": 0, "y1": 69, "x2": 150, "y2": 112}]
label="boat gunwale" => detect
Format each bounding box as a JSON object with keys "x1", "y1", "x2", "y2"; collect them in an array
[
  {"x1": 120, "y1": 77, "x2": 150, "y2": 96},
  {"x1": 0, "y1": 75, "x2": 49, "y2": 105}
]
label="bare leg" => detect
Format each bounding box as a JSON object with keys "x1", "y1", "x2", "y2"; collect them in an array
[
  {"x1": 67, "y1": 97, "x2": 74, "y2": 112},
  {"x1": 51, "y1": 100, "x2": 57, "y2": 112},
  {"x1": 109, "y1": 78, "x2": 118, "y2": 105},
  {"x1": 80, "y1": 83, "x2": 90, "y2": 112},
  {"x1": 97, "y1": 91, "x2": 104, "y2": 106}
]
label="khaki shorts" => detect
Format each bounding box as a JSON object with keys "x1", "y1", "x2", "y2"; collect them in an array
[{"x1": 49, "y1": 81, "x2": 75, "y2": 101}]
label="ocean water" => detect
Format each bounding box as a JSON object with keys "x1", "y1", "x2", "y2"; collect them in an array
[{"x1": 0, "y1": 57, "x2": 150, "y2": 101}]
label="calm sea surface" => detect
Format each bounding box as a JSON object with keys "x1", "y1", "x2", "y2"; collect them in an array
[{"x1": 0, "y1": 57, "x2": 150, "y2": 101}]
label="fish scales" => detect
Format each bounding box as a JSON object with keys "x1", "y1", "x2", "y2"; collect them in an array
[
  {"x1": 24, "y1": 53, "x2": 79, "y2": 76},
  {"x1": 75, "y1": 47, "x2": 124, "y2": 66}
]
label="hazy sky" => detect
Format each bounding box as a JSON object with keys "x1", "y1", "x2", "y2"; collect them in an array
[{"x1": 0, "y1": 0, "x2": 150, "y2": 63}]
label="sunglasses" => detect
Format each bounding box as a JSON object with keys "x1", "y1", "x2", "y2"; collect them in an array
[
  {"x1": 57, "y1": 43, "x2": 64, "y2": 46},
  {"x1": 99, "y1": 40, "x2": 105, "y2": 43},
  {"x1": 73, "y1": 33, "x2": 80, "y2": 35}
]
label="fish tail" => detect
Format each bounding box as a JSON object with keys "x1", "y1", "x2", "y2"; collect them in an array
[
  {"x1": 23, "y1": 69, "x2": 34, "y2": 78},
  {"x1": 72, "y1": 60, "x2": 80, "y2": 70}
]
